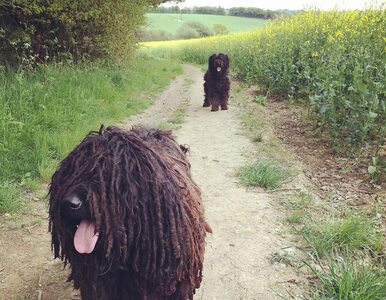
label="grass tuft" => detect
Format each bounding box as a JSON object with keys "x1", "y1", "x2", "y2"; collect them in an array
[
  {"x1": 302, "y1": 215, "x2": 384, "y2": 257},
  {"x1": 287, "y1": 211, "x2": 305, "y2": 224},
  {"x1": 157, "y1": 103, "x2": 187, "y2": 131},
  {"x1": 284, "y1": 192, "x2": 312, "y2": 224},
  {"x1": 307, "y1": 256, "x2": 386, "y2": 300},
  {"x1": 238, "y1": 159, "x2": 290, "y2": 190},
  {"x1": 251, "y1": 131, "x2": 263, "y2": 143}
]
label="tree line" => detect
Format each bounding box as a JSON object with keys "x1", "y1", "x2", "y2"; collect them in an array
[{"x1": 148, "y1": 6, "x2": 296, "y2": 19}]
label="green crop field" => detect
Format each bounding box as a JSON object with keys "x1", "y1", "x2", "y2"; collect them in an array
[{"x1": 145, "y1": 13, "x2": 269, "y2": 34}]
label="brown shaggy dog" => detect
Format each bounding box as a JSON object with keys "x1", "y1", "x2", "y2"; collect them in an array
[
  {"x1": 203, "y1": 53, "x2": 230, "y2": 111},
  {"x1": 49, "y1": 125, "x2": 211, "y2": 300}
]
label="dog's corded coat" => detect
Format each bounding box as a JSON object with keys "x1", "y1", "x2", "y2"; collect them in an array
[
  {"x1": 49, "y1": 126, "x2": 210, "y2": 300},
  {"x1": 203, "y1": 53, "x2": 230, "y2": 111}
]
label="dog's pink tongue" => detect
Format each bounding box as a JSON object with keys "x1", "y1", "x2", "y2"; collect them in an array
[
  {"x1": 74, "y1": 220, "x2": 99, "y2": 254},
  {"x1": 217, "y1": 67, "x2": 222, "y2": 72}
]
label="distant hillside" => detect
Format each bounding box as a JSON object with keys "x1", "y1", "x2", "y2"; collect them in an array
[{"x1": 144, "y1": 13, "x2": 269, "y2": 34}]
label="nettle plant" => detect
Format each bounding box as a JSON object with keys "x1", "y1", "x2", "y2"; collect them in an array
[{"x1": 368, "y1": 156, "x2": 386, "y2": 182}]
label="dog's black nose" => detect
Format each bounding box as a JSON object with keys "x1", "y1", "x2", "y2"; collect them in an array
[
  {"x1": 62, "y1": 193, "x2": 89, "y2": 220},
  {"x1": 63, "y1": 195, "x2": 82, "y2": 210}
]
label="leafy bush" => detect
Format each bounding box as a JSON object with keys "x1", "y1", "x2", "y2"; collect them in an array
[
  {"x1": 184, "y1": 21, "x2": 213, "y2": 37},
  {"x1": 254, "y1": 95, "x2": 267, "y2": 105},
  {"x1": 212, "y1": 24, "x2": 229, "y2": 35},
  {"x1": 175, "y1": 25, "x2": 199, "y2": 40},
  {"x1": 0, "y1": 0, "x2": 167, "y2": 66},
  {"x1": 368, "y1": 156, "x2": 386, "y2": 182},
  {"x1": 136, "y1": 29, "x2": 173, "y2": 42},
  {"x1": 175, "y1": 21, "x2": 213, "y2": 39}
]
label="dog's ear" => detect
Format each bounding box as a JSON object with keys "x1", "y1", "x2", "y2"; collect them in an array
[
  {"x1": 98, "y1": 124, "x2": 105, "y2": 135},
  {"x1": 225, "y1": 54, "x2": 229, "y2": 67},
  {"x1": 218, "y1": 53, "x2": 229, "y2": 64},
  {"x1": 208, "y1": 54, "x2": 216, "y2": 65}
]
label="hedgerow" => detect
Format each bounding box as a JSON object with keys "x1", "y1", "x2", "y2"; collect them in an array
[{"x1": 0, "y1": 0, "x2": 167, "y2": 66}]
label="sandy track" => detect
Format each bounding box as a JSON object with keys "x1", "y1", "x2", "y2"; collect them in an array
[{"x1": 173, "y1": 66, "x2": 297, "y2": 300}]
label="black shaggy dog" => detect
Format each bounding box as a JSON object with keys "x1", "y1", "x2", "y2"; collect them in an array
[
  {"x1": 203, "y1": 53, "x2": 230, "y2": 112},
  {"x1": 49, "y1": 125, "x2": 211, "y2": 300}
]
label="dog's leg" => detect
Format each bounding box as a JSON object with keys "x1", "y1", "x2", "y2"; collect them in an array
[
  {"x1": 211, "y1": 101, "x2": 220, "y2": 112},
  {"x1": 221, "y1": 87, "x2": 229, "y2": 110},
  {"x1": 221, "y1": 96, "x2": 228, "y2": 110},
  {"x1": 220, "y1": 92, "x2": 229, "y2": 110},
  {"x1": 203, "y1": 97, "x2": 210, "y2": 107},
  {"x1": 203, "y1": 80, "x2": 210, "y2": 107}
]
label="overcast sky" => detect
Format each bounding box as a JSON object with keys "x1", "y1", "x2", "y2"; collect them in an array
[{"x1": 162, "y1": 0, "x2": 377, "y2": 10}]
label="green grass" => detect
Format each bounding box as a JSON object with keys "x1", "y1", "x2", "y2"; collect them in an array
[
  {"x1": 240, "y1": 107, "x2": 266, "y2": 144},
  {"x1": 0, "y1": 55, "x2": 182, "y2": 213},
  {"x1": 158, "y1": 106, "x2": 187, "y2": 131},
  {"x1": 307, "y1": 256, "x2": 386, "y2": 300},
  {"x1": 302, "y1": 215, "x2": 384, "y2": 257},
  {"x1": 251, "y1": 131, "x2": 263, "y2": 143},
  {"x1": 270, "y1": 251, "x2": 299, "y2": 268},
  {"x1": 254, "y1": 95, "x2": 268, "y2": 105},
  {"x1": 145, "y1": 13, "x2": 269, "y2": 34},
  {"x1": 0, "y1": 181, "x2": 23, "y2": 213},
  {"x1": 284, "y1": 192, "x2": 313, "y2": 224},
  {"x1": 238, "y1": 159, "x2": 290, "y2": 190},
  {"x1": 157, "y1": 87, "x2": 189, "y2": 131},
  {"x1": 286, "y1": 211, "x2": 304, "y2": 224}
]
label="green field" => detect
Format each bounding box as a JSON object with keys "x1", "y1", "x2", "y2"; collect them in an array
[{"x1": 145, "y1": 13, "x2": 269, "y2": 34}]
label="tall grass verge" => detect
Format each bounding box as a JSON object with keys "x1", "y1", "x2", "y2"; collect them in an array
[{"x1": 0, "y1": 55, "x2": 182, "y2": 213}]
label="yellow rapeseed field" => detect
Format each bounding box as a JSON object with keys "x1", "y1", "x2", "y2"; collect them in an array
[{"x1": 144, "y1": 8, "x2": 385, "y2": 149}]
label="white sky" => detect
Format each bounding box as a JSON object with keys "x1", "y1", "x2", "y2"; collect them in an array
[{"x1": 162, "y1": 0, "x2": 378, "y2": 10}]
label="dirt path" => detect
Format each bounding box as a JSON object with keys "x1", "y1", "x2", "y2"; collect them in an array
[
  {"x1": 0, "y1": 65, "x2": 300, "y2": 299},
  {"x1": 173, "y1": 66, "x2": 299, "y2": 300}
]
